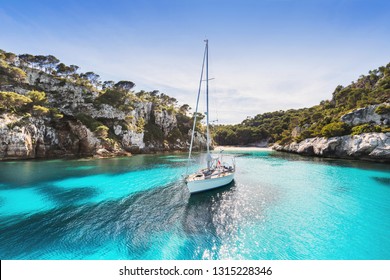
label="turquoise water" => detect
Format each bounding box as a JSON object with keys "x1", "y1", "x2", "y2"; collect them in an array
[{"x1": 0, "y1": 150, "x2": 389, "y2": 260}]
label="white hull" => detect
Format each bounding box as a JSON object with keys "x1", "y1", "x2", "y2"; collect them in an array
[{"x1": 186, "y1": 172, "x2": 234, "y2": 193}]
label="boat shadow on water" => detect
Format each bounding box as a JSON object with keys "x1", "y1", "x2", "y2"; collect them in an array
[
  {"x1": 183, "y1": 182, "x2": 239, "y2": 240},
  {"x1": 183, "y1": 180, "x2": 237, "y2": 234},
  {"x1": 180, "y1": 180, "x2": 269, "y2": 259},
  {"x1": 119, "y1": 180, "x2": 240, "y2": 258}
]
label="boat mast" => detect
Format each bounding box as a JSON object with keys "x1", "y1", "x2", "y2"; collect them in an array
[
  {"x1": 187, "y1": 42, "x2": 207, "y2": 163},
  {"x1": 205, "y1": 39, "x2": 212, "y2": 170}
]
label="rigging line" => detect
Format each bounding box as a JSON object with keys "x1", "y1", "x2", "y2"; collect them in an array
[
  {"x1": 205, "y1": 39, "x2": 211, "y2": 170},
  {"x1": 209, "y1": 57, "x2": 219, "y2": 125},
  {"x1": 186, "y1": 41, "x2": 207, "y2": 175},
  {"x1": 207, "y1": 44, "x2": 219, "y2": 147}
]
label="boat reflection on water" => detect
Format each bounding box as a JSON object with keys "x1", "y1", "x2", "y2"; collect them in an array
[{"x1": 183, "y1": 180, "x2": 236, "y2": 234}]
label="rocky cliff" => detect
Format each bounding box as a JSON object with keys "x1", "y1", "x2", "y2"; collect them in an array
[
  {"x1": 273, "y1": 103, "x2": 390, "y2": 162},
  {"x1": 0, "y1": 53, "x2": 206, "y2": 160},
  {"x1": 214, "y1": 62, "x2": 390, "y2": 163},
  {"x1": 273, "y1": 132, "x2": 390, "y2": 162},
  {"x1": 340, "y1": 103, "x2": 390, "y2": 126},
  {"x1": 0, "y1": 113, "x2": 102, "y2": 159}
]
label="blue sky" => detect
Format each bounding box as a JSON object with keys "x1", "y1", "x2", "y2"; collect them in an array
[{"x1": 1, "y1": 0, "x2": 390, "y2": 123}]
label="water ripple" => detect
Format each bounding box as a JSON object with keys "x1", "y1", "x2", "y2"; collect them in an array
[{"x1": 0, "y1": 152, "x2": 389, "y2": 259}]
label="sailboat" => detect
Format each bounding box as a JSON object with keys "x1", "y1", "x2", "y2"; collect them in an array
[{"x1": 186, "y1": 40, "x2": 235, "y2": 194}]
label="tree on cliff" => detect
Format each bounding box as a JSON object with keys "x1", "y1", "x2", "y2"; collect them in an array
[
  {"x1": 56, "y1": 63, "x2": 79, "y2": 77},
  {"x1": 102, "y1": 80, "x2": 115, "y2": 90},
  {"x1": 45, "y1": 55, "x2": 60, "y2": 73},
  {"x1": 80, "y1": 71, "x2": 100, "y2": 87},
  {"x1": 115, "y1": 80, "x2": 135, "y2": 92},
  {"x1": 1, "y1": 48, "x2": 203, "y2": 158},
  {"x1": 213, "y1": 62, "x2": 390, "y2": 146},
  {"x1": 18, "y1": 54, "x2": 35, "y2": 67}
]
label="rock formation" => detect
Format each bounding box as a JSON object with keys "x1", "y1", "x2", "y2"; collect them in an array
[
  {"x1": 341, "y1": 103, "x2": 390, "y2": 126},
  {"x1": 0, "y1": 62, "x2": 206, "y2": 160},
  {"x1": 273, "y1": 133, "x2": 390, "y2": 162},
  {"x1": 273, "y1": 102, "x2": 390, "y2": 162}
]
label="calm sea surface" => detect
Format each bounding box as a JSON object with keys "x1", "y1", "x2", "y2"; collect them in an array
[{"x1": 0, "y1": 150, "x2": 389, "y2": 260}]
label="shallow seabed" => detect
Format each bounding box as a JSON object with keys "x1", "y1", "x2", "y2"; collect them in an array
[{"x1": 0, "y1": 150, "x2": 389, "y2": 260}]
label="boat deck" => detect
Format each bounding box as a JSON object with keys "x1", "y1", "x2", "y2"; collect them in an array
[{"x1": 187, "y1": 167, "x2": 234, "y2": 182}]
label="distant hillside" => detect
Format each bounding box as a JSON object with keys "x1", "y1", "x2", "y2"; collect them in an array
[
  {"x1": 0, "y1": 49, "x2": 206, "y2": 160},
  {"x1": 1, "y1": 48, "x2": 389, "y2": 161},
  {"x1": 213, "y1": 63, "x2": 390, "y2": 146}
]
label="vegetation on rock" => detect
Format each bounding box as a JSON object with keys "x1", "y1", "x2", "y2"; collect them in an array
[
  {"x1": 213, "y1": 63, "x2": 390, "y2": 145},
  {"x1": 1, "y1": 47, "x2": 388, "y2": 160},
  {"x1": 0, "y1": 48, "x2": 205, "y2": 159}
]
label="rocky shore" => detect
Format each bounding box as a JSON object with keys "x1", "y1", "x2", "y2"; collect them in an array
[
  {"x1": 1, "y1": 50, "x2": 389, "y2": 162},
  {"x1": 273, "y1": 132, "x2": 390, "y2": 163},
  {"x1": 0, "y1": 67, "x2": 206, "y2": 160},
  {"x1": 0, "y1": 112, "x2": 206, "y2": 160}
]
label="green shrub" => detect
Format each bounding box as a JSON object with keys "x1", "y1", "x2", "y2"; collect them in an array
[
  {"x1": 375, "y1": 104, "x2": 390, "y2": 115},
  {"x1": 104, "y1": 137, "x2": 117, "y2": 148},
  {"x1": 136, "y1": 117, "x2": 145, "y2": 133},
  {"x1": 32, "y1": 105, "x2": 50, "y2": 115},
  {"x1": 279, "y1": 136, "x2": 293, "y2": 145},
  {"x1": 125, "y1": 115, "x2": 134, "y2": 124},
  {"x1": 0, "y1": 91, "x2": 32, "y2": 113},
  {"x1": 167, "y1": 127, "x2": 183, "y2": 142},
  {"x1": 351, "y1": 124, "x2": 382, "y2": 135},
  {"x1": 75, "y1": 113, "x2": 102, "y2": 131},
  {"x1": 23, "y1": 113, "x2": 31, "y2": 119},
  {"x1": 144, "y1": 123, "x2": 164, "y2": 144},
  {"x1": 53, "y1": 113, "x2": 64, "y2": 119},
  {"x1": 9, "y1": 67, "x2": 26, "y2": 82},
  {"x1": 96, "y1": 89, "x2": 130, "y2": 107},
  {"x1": 166, "y1": 105, "x2": 176, "y2": 115},
  {"x1": 321, "y1": 122, "x2": 349, "y2": 137},
  {"x1": 0, "y1": 59, "x2": 26, "y2": 82},
  {"x1": 27, "y1": 90, "x2": 46, "y2": 105},
  {"x1": 49, "y1": 108, "x2": 63, "y2": 119},
  {"x1": 94, "y1": 125, "x2": 109, "y2": 138}
]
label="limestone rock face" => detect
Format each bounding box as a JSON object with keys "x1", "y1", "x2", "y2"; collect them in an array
[
  {"x1": 122, "y1": 131, "x2": 145, "y2": 152},
  {"x1": 1, "y1": 114, "x2": 48, "y2": 159},
  {"x1": 134, "y1": 102, "x2": 153, "y2": 123},
  {"x1": 154, "y1": 110, "x2": 177, "y2": 136},
  {"x1": 0, "y1": 113, "x2": 104, "y2": 160},
  {"x1": 114, "y1": 125, "x2": 123, "y2": 136},
  {"x1": 1, "y1": 67, "x2": 206, "y2": 160},
  {"x1": 273, "y1": 133, "x2": 390, "y2": 162},
  {"x1": 89, "y1": 104, "x2": 126, "y2": 119},
  {"x1": 26, "y1": 69, "x2": 98, "y2": 117},
  {"x1": 0, "y1": 127, "x2": 33, "y2": 159},
  {"x1": 66, "y1": 121, "x2": 100, "y2": 156},
  {"x1": 188, "y1": 130, "x2": 207, "y2": 151},
  {"x1": 341, "y1": 103, "x2": 390, "y2": 126}
]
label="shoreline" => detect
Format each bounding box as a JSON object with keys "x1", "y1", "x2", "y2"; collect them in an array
[
  {"x1": 273, "y1": 133, "x2": 390, "y2": 163},
  {"x1": 0, "y1": 146, "x2": 272, "y2": 162},
  {"x1": 214, "y1": 146, "x2": 273, "y2": 152}
]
